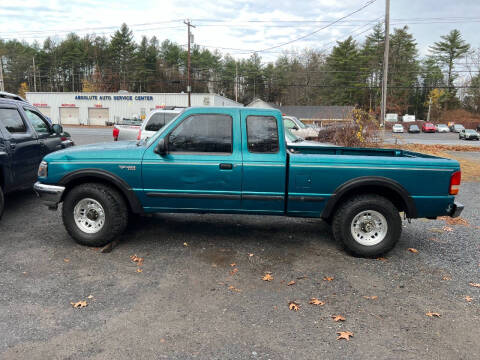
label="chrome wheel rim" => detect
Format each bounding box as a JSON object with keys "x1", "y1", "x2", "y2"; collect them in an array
[
  {"x1": 350, "y1": 210, "x2": 388, "y2": 246},
  {"x1": 73, "y1": 198, "x2": 105, "y2": 234}
]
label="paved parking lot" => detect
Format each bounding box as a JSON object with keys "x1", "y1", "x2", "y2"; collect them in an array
[
  {"x1": 383, "y1": 130, "x2": 480, "y2": 146},
  {"x1": 0, "y1": 130, "x2": 479, "y2": 359}
]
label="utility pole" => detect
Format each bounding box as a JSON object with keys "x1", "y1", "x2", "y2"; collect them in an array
[
  {"x1": 33, "y1": 57, "x2": 37, "y2": 92},
  {"x1": 184, "y1": 19, "x2": 196, "y2": 107},
  {"x1": 234, "y1": 62, "x2": 238, "y2": 102},
  {"x1": 72, "y1": 65, "x2": 74, "y2": 92},
  {"x1": 0, "y1": 56, "x2": 4, "y2": 92},
  {"x1": 426, "y1": 96, "x2": 432, "y2": 122},
  {"x1": 380, "y1": 0, "x2": 390, "y2": 128}
]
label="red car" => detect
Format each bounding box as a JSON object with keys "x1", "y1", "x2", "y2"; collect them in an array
[{"x1": 422, "y1": 122, "x2": 436, "y2": 133}]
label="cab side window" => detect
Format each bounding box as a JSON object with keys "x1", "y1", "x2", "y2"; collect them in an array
[
  {"x1": 246, "y1": 115, "x2": 279, "y2": 153},
  {"x1": 168, "y1": 114, "x2": 232, "y2": 153},
  {"x1": 0, "y1": 108, "x2": 27, "y2": 133},
  {"x1": 24, "y1": 109, "x2": 51, "y2": 134}
]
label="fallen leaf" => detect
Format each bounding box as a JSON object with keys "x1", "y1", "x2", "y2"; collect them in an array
[
  {"x1": 429, "y1": 227, "x2": 444, "y2": 233},
  {"x1": 426, "y1": 311, "x2": 441, "y2": 318},
  {"x1": 230, "y1": 268, "x2": 238, "y2": 276},
  {"x1": 63, "y1": 258, "x2": 70, "y2": 263},
  {"x1": 336, "y1": 331, "x2": 354, "y2": 341},
  {"x1": 438, "y1": 216, "x2": 470, "y2": 226},
  {"x1": 309, "y1": 298, "x2": 325, "y2": 306},
  {"x1": 296, "y1": 276, "x2": 308, "y2": 280},
  {"x1": 376, "y1": 257, "x2": 388, "y2": 262},
  {"x1": 183, "y1": 242, "x2": 188, "y2": 247},
  {"x1": 465, "y1": 296, "x2": 473, "y2": 302},
  {"x1": 130, "y1": 254, "x2": 144, "y2": 266},
  {"x1": 71, "y1": 300, "x2": 87, "y2": 308},
  {"x1": 136, "y1": 268, "x2": 143, "y2": 273},
  {"x1": 159, "y1": 338, "x2": 166, "y2": 343},
  {"x1": 288, "y1": 301, "x2": 300, "y2": 311},
  {"x1": 287, "y1": 280, "x2": 296, "y2": 286},
  {"x1": 469, "y1": 283, "x2": 480, "y2": 288},
  {"x1": 228, "y1": 285, "x2": 241, "y2": 292},
  {"x1": 363, "y1": 296, "x2": 378, "y2": 300},
  {"x1": 323, "y1": 276, "x2": 334, "y2": 282},
  {"x1": 442, "y1": 226, "x2": 454, "y2": 232},
  {"x1": 87, "y1": 295, "x2": 94, "y2": 299},
  {"x1": 230, "y1": 263, "x2": 236, "y2": 267},
  {"x1": 407, "y1": 248, "x2": 418, "y2": 253},
  {"x1": 442, "y1": 276, "x2": 451, "y2": 281},
  {"x1": 248, "y1": 253, "x2": 254, "y2": 257},
  {"x1": 262, "y1": 273, "x2": 273, "y2": 281},
  {"x1": 332, "y1": 315, "x2": 346, "y2": 322}
]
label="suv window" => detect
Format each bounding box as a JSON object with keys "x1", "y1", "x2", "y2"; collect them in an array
[
  {"x1": 0, "y1": 108, "x2": 27, "y2": 133},
  {"x1": 24, "y1": 109, "x2": 51, "y2": 134},
  {"x1": 284, "y1": 119, "x2": 296, "y2": 129},
  {"x1": 168, "y1": 114, "x2": 232, "y2": 153},
  {"x1": 246, "y1": 115, "x2": 279, "y2": 153},
  {"x1": 145, "y1": 112, "x2": 178, "y2": 132}
]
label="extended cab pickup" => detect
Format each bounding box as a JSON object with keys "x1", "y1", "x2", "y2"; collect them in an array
[{"x1": 34, "y1": 107, "x2": 463, "y2": 257}]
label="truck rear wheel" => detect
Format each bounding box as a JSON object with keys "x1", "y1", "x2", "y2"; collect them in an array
[
  {"x1": 62, "y1": 183, "x2": 128, "y2": 247},
  {"x1": 332, "y1": 194, "x2": 402, "y2": 257}
]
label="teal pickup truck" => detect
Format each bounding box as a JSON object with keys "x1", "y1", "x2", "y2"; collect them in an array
[{"x1": 34, "y1": 107, "x2": 463, "y2": 257}]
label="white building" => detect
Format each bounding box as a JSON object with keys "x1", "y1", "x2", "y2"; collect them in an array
[{"x1": 26, "y1": 92, "x2": 242, "y2": 126}]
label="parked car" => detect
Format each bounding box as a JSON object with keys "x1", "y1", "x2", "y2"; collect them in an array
[
  {"x1": 283, "y1": 116, "x2": 318, "y2": 140},
  {"x1": 408, "y1": 124, "x2": 420, "y2": 133},
  {"x1": 450, "y1": 124, "x2": 465, "y2": 133},
  {"x1": 34, "y1": 107, "x2": 463, "y2": 258},
  {"x1": 0, "y1": 93, "x2": 73, "y2": 219},
  {"x1": 285, "y1": 127, "x2": 333, "y2": 147},
  {"x1": 422, "y1": 122, "x2": 436, "y2": 133},
  {"x1": 392, "y1": 124, "x2": 404, "y2": 133},
  {"x1": 113, "y1": 108, "x2": 183, "y2": 141},
  {"x1": 459, "y1": 129, "x2": 479, "y2": 141},
  {"x1": 476, "y1": 124, "x2": 480, "y2": 132},
  {"x1": 435, "y1": 124, "x2": 450, "y2": 133}
]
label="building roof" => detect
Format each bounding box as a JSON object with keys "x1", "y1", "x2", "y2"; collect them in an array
[{"x1": 246, "y1": 98, "x2": 353, "y2": 120}]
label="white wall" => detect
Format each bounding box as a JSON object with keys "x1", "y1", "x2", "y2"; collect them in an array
[{"x1": 26, "y1": 92, "x2": 242, "y2": 125}]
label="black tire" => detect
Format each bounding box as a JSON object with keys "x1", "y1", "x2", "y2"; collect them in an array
[
  {"x1": 62, "y1": 183, "x2": 128, "y2": 247},
  {"x1": 0, "y1": 185, "x2": 4, "y2": 220},
  {"x1": 332, "y1": 194, "x2": 402, "y2": 257}
]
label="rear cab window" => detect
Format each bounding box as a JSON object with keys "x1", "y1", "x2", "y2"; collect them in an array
[{"x1": 246, "y1": 115, "x2": 279, "y2": 153}]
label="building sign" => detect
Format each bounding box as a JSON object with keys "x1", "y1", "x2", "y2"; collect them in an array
[
  {"x1": 33, "y1": 103, "x2": 48, "y2": 107},
  {"x1": 74, "y1": 95, "x2": 153, "y2": 101},
  {"x1": 61, "y1": 104, "x2": 76, "y2": 107}
]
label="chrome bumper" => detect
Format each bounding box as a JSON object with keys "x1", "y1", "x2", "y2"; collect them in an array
[
  {"x1": 34, "y1": 181, "x2": 65, "y2": 209},
  {"x1": 448, "y1": 201, "x2": 464, "y2": 218}
]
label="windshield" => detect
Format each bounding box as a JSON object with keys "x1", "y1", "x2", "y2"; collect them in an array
[
  {"x1": 145, "y1": 109, "x2": 185, "y2": 146},
  {"x1": 465, "y1": 129, "x2": 477, "y2": 134},
  {"x1": 293, "y1": 117, "x2": 307, "y2": 129},
  {"x1": 285, "y1": 128, "x2": 304, "y2": 143}
]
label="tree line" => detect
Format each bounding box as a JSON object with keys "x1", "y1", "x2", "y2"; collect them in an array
[{"x1": 1, "y1": 23, "x2": 479, "y2": 119}]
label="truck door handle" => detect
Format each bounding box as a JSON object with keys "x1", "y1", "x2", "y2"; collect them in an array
[
  {"x1": 219, "y1": 163, "x2": 233, "y2": 170},
  {"x1": 10, "y1": 143, "x2": 16, "y2": 150}
]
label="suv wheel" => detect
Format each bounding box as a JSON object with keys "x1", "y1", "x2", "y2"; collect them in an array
[
  {"x1": 62, "y1": 183, "x2": 128, "y2": 246},
  {"x1": 332, "y1": 194, "x2": 402, "y2": 257},
  {"x1": 0, "y1": 185, "x2": 4, "y2": 220}
]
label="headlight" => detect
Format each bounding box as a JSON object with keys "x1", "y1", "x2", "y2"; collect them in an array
[{"x1": 38, "y1": 161, "x2": 48, "y2": 177}]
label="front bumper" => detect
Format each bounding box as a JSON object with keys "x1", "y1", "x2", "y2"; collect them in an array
[
  {"x1": 34, "y1": 182, "x2": 65, "y2": 209},
  {"x1": 448, "y1": 201, "x2": 464, "y2": 218}
]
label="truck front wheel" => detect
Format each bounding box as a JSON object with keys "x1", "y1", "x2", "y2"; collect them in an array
[
  {"x1": 332, "y1": 194, "x2": 402, "y2": 257},
  {"x1": 62, "y1": 183, "x2": 128, "y2": 247}
]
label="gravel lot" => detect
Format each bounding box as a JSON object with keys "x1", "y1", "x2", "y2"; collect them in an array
[{"x1": 0, "y1": 129, "x2": 479, "y2": 359}]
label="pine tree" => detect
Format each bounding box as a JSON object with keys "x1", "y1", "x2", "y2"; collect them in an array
[
  {"x1": 109, "y1": 23, "x2": 136, "y2": 90},
  {"x1": 429, "y1": 29, "x2": 470, "y2": 106}
]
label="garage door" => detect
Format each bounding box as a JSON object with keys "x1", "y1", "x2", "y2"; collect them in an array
[
  {"x1": 38, "y1": 107, "x2": 51, "y2": 119},
  {"x1": 88, "y1": 108, "x2": 109, "y2": 126},
  {"x1": 59, "y1": 107, "x2": 80, "y2": 125}
]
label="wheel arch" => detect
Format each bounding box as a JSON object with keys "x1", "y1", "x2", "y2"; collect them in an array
[
  {"x1": 321, "y1": 176, "x2": 417, "y2": 220},
  {"x1": 58, "y1": 169, "x2": 143, "y2": 214}
]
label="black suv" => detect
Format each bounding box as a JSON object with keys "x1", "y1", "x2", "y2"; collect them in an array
[{"x1": 0, "y1": 92, "x2": 73, "y2": 218}]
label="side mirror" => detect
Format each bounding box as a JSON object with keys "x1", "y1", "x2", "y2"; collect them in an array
[
  {"x1": 292, "y1": 126, "x2": 299, "y2": 131},
  {"x1": 154, "y1": 138, "x2": 168, "y2": 156},
  {"x1": 52, "y1": 124, "x2": 63, "y2": 134}
]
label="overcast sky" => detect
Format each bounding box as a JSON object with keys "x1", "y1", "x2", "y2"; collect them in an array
[{"x1": 1, "y1": 0, "x2": 479, "y2": 62}]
